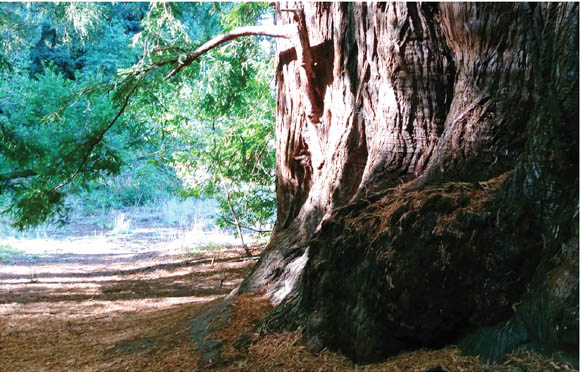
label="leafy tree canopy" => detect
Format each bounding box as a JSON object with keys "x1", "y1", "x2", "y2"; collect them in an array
[{"x1": 0, "y1": 2, "x2": 276, "y2": 235}]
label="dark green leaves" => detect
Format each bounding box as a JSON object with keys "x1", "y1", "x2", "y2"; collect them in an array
[{"x1": 8, "y1": 187, "x2": 66, "y2": 230}]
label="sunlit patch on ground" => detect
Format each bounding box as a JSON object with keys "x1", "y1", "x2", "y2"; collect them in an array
[
  {"x1": 0, "y1": 225, "x2": 251, "y2": 257},
  {"x1": 0, "y1": 224, "x2": 263, "y2": 372}
]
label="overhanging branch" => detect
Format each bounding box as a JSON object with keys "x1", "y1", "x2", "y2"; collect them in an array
[
  {"x1": 49, "y1": 24, "x2": 297, "y2": 191},
  {"x1": 54, "y1": 77, "x2": 142, "y2": 191},
  {"x1": 164, "y1": 24, "x2": 296, "y2": 79}
]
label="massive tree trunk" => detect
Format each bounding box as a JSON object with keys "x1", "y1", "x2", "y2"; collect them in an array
[{"x1": 234, "y1": 2, "x2": 578, "y2": 364}]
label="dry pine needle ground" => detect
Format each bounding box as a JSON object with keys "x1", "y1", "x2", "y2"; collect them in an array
[{"x1": 0, "y1": 244, "x2": 575, "y2": 372}]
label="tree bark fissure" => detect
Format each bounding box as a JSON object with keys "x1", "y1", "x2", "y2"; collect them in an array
[
  {"x1": 291, "y1": 4, "x2": 323, "y2": 124},
  {"x1": 232, "y1": 1, "x2": 578, "y2": 365}
]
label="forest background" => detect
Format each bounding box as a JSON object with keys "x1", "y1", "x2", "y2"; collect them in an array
[{"x1": 0, "y1": 2, "x2": 277, "y2": 249}]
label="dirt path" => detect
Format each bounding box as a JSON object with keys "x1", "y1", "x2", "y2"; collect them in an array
[{"x1": 0, "y1": 239, "x2": 262, "y2": 372}]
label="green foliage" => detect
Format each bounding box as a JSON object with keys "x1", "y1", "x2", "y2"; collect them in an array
[
  {"x1": 0, "y1": 2, "x2": 277, "y2": 233},
  {"x1": 127, "y1": 1, "x2": 277, "y2": 233},
  {"x1": 218, "y1": 2, "x2": 271, "y2": 31},
  {"x1": 0, "y1": 3, "x2": 38, "y2": 70},
  {"x1": 77, "y1": 4, "x2": 146, "y2": 76},
  {"x1": 54, "y1": 2, "x2": 109, "y2": 42},
  {"x1": 0, "y1": 65, "x2": 129, "y2": 228},
  {"x1": 75, "y1": 161, "x2": 180, "y2": 212},
  {"x1": 0, "y1": 4, "x2": 160, "y2": 228},
  {"x1": 163, "y1": 4, "x2": 276, "y2": 234}
]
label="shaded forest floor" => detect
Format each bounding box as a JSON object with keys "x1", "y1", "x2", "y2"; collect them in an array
[{"x1": 0, "y1": 238, "x2": 576, "y2": 371}]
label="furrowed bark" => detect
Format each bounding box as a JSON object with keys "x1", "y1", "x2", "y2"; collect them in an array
[{"x1": 236, "y1": 1, "x2": 578, "y2": 366}]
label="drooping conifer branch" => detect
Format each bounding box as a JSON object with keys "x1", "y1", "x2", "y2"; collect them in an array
[
  {"x1": 54, "y1": 77, "x2": 142, "y2": 191},
  {"x1": 164, "y1": 25, "x2": 296, "y2": 80},
  {"x1": 53, "y1": 22, "x2": 301, "y2": 191}
]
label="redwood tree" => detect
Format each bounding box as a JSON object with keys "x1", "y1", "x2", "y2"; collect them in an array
[
  {"x1": 230, "y1": 2, "x2": 578, "y2": 364},
  {"x1": 4, "y1": 1, "x2": 575, "y2": 366}
]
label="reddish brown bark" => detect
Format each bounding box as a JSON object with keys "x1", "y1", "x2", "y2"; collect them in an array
[{"x1": 233, "y1": 1, "x2": 578, "y2": 365}]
